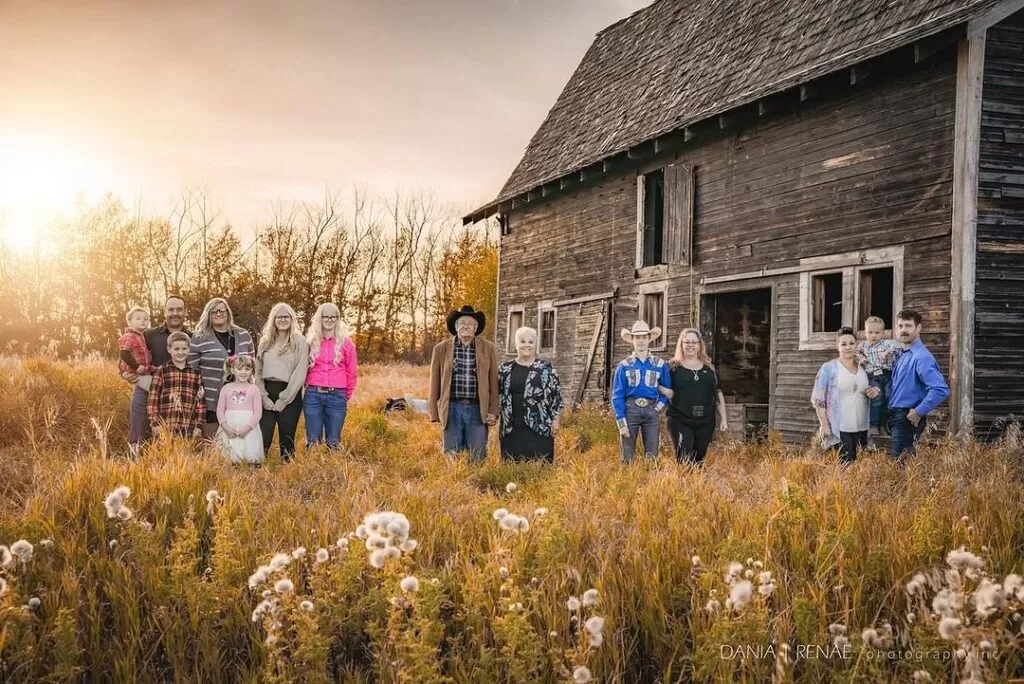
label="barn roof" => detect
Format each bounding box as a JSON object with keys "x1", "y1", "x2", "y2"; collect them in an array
[{"x1": 466, "y1": 0, "x2": 1004, "y2": 223}]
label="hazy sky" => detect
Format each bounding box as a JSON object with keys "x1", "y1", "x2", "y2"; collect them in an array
[{"x1": 0, "y1": 0, "x2": 650, "y2": 237}]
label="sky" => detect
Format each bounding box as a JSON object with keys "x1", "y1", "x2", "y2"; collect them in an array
[{"x1": 0, "y1": 0, "x2": 651, "y2": 245}]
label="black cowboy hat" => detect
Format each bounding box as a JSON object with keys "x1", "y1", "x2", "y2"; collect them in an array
[{"x1": 446, "y1": 305, "x2": 486, "y2": 336}]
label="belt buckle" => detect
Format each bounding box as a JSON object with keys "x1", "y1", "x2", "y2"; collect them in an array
[
  {"x1": 634, "y1": 397, "x2": 650, "y2": 408},
  {"x1": 317, "y1": 386, "x2": 330, "y2": 393}
]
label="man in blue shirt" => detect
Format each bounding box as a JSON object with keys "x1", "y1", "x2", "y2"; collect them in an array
[
  {"x1": 888, "y1": 309, "x2": 950, "y2": 459},
  {"x1": 612, "y1": 320, "x2": 671, "y2": 463}
]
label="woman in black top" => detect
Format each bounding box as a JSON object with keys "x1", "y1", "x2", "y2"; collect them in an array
[
  {"x1": 659, "y1": 329, "x2": 728, "y2": 464},
  {"x1": 497, "y1": 326, "x2": 564, "y2": 463}
]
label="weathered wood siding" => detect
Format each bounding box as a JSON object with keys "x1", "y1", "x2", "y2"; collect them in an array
[
  {"x1": 497, "y1": 53, "x2": 958, "y2": 442},
  {"x1": 974, "y1": 10, "x2": 1024, "y2": 439}
]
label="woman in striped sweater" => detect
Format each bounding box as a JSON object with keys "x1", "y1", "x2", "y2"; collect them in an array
[{"x1": 188, "y1": 297, "x2": 255, "y2": 439}]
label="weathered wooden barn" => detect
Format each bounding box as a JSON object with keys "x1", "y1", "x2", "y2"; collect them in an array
[{"x1": 465, "y1": 0, "x2": 1024, "y2": 441}]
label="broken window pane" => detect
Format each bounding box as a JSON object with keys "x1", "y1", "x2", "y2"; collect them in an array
[
  {"x1": 540, "y1": 309, "x2": 556, "y2": 350},
  {"x1": 642, "y1": 169, "x2": 665, "y2": 267},
  {"x1": 812, "y1": 273, "x2": 843, "y2": 333},
  {"x1": 858, "y1": 267, "x2": 894, "y2": 329}
]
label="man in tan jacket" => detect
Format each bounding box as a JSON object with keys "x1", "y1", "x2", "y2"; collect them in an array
[{"x1": 429, "y1": 305, "x2": 499, "y2": 462}]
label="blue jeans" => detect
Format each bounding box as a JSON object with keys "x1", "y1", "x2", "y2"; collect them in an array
[
  {"x1": 444, "y1": 401, "x2": 488, "y2": 462},
  {"x1": 620, "y1": 402, "x2": 661, "y2": 463},
  {"x1": 889, "y1": 408, "x2": 926, "y2": 459},
  {"x1": 869, "y1": 371, "x2": 892, "y2": 429},
  {"x1": 303, "y1": 389, "x2": 348, "y2": 448}
]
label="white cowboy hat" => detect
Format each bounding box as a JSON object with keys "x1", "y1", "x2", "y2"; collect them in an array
[{"x1": 620, "y1": 320, "x2": 662, "y2": 343}]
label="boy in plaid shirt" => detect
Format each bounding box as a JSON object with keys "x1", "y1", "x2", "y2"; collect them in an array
[
  {"x1": 147, "y1": 332, "x2": 205, "y2": 439},
  {"x1": 856, "y1": 316, "x2": 902, "y2": 446}
]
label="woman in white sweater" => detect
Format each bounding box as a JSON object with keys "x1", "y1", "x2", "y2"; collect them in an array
[{"x1": 256, "y1": 303, "x2": 309, "y2": 462}]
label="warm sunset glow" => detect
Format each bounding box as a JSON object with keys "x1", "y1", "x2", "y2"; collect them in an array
[{"x1": 0, "y1": 133, "x2": 110, "y2": 253}]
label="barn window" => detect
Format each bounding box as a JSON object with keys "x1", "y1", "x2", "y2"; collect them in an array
[
  {"x1": 798, "y1": 246, "x2": 904, "y2": 350},
  {"x1": 538, "y1": 300, "x2": 556, "y2": 353},
  {"x1": 857, "y1": 267, "x2": 895, "y2": 331},
  {"x1": 506, "y1": 306, "x2": 524, "y2": 353},
  {"x1": 811, "y1": 272, "x2": 844, "y2": 333},
  {"x1": 638, "y1": 282, "x2": 669, "y2": 351},
  {"x1": 638, "y1": 170, "x2": 665, "y2": 268}
]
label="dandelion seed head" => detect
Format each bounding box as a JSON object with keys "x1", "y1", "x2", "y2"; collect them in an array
[
  {"x1": 315, "y1": 548, "x2": 330, "y2": 564},
  {"x1": 0, "y1": 546, "x2": 12, "y2": 567},
  {"x1": 248, "y1": 568, "x2": 269, "y2": 589},
  {"x1": 38, "y1": 538, "x2": 53, "y2": 549},
  {"x1": 729, "y1": 580, "x2": 753, "y2": 611},
  {"x1": 28, "y1": 597, "x2": 40, "y2": 608},
  {"x1": 907, "y1": 612, "x2": 916, "y2": 623},
  {"x1": 355, "y1": 524, "x2": 368, "y2": 538},
  {"x1": 691, "y1": 555, "x2": 702, "y2": 566},
  {"x1": 753, "y1": 560, "x2": 764, "y2": 568},
  {"x1": 108, "y1": 539, "x2": 118, "y2": 549},
  {"x1": 1004, "y1": 573, "x2": 1024, "y2": 600},
  {"x1": 549, "y1": 630, "x2": 558, "y2": 637},
  {"x1": 573, "y1": 665, "x2": 592, "y2": 684},
  {"x1": 499, "y1": 514, "x2": 520, "y2": 530},
  {"x1": 116, "y1": 507, "x2": 133, "y2": 521},
  {"x1": 912, "y1": 670, "x2": 933, "y2": 683},
  {"x1": 705, "y1": 599, "x2": 721, "y2": 612},
  {"x1": 386, "y1": 518, "x2": 410, "y2": 539},
  {"x1": 300, "y1": 600, "x2": 314, "y2": 611},
  {"x1": 369, "y1": 549, "x2": 388, "y2": 569},
  {"x1": 759, "y1": 582, "x2": 775, "y2": 596},
  {"x1": 828, "y1": 623, "x2": 846, "y2": 636},
  {"x1": 508, "y1": 602, "x2": 523, "y2": 612},
  {"x1": 400, "y1": 576, "x2": 420, "y2": 593},
  {"x1": 861, "y1": 628, "x2": 884, "y2": 648},
  {"x1": 973, "y1": 578, "x2": 1005, "y2": 618},
  {"x1": 492, "y1": 508, "x2": 509, "y2": 521},
  {"x1": 269, "y1": 553, "x2": 291, "y2": 571},
  {"x1": 938, "y1": 616, "x2": 961, "y2": 640},
  {"x1": 505, "y1": 482, "x2": 517, "y2": 493},
  {"x1": 262, "y1": 589, "x2": 272, "y2": 598},
  {"x1": 566, "y1": 596, "x2": 581, "y2": 611},
  {"x1": 400, "y1": 539, "x2": 418, "y2": 553},
  {"x1": 265, "y1": 635, "x2": 278, "y2": 646},
  {"x1": 291, "y1": 547, "x2": 306, "y2": 560},
  {"x1": 113, "y1": 486, "x2": 131, "y2": 500},
  {"x1": 534, "y1": 507, "x2": 548, "y2": 517},
  {"x1": 744, "y1": 569, "x2": 754, "y2": 579},
  {"x1": 582, "y1": 588, "x2": 599, "y2": 607},
  {"x1": 499, "y1": 566, "x2": 509, "y2": 579},
  {"x1": 384, "y1": 546, "x2": 401, "y2": 560},
  {"x1": 725, "y1": 561, "x2": 744, "y2": 583},
  {"x1": 833, "y1": 635, "x2": 849, "y2": 649},
  {"x1": 584, "y1": 616, "x2": 605, "y2": 635},
  {"x1": 366, "y1": 534, "x2": 388, "y2": 551},
  {"x1": 516, "y1": 517, "x2": 530, "y2": 533},
  {"x1": 589, "y1": 631, "x2": 603, "y2": 647},
  {"x1": 10, "y1": 540, "x2": 33, "y2": 562},
  {"x1": 205, "y1": 490, "x2": 219, "y2": 503},
  {"x1": 274, "y1": 578, "x2": 294, "y2": 594},
  {"x1": 758, "y1": 571, "x2": 773, "y2": 585},
  {"x1": 336, "y1": 537, "x2": 349, "y2": 549}
]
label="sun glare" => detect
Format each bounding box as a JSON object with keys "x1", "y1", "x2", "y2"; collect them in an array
[{"x1": 0, "y1": 132, "x2": 108, "y2": 254}]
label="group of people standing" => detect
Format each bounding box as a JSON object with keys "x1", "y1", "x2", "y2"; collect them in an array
[
  {"x1": 118, "y1": 296, "x2": 358, "y2": 464},
  {"x1": 119, "y1": 297, "x2": 948, "y2": 467}
]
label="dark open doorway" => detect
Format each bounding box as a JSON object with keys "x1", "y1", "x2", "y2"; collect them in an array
[{"x1": 700, "y1": 288, "x2": 772, "y2": 438}]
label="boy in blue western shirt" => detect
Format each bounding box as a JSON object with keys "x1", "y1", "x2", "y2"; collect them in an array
[
  {"x1": 888, "y1": 309, "x2": 950, "y2": 458},
  {"x1": 612, "y1": 321, "x2": 672, "y2": 463}
]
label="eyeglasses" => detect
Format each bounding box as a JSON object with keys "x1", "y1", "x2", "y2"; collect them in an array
[
  {"x1": 322, "y1": 315, "x2": 339, "y2": 321},
  {"x1": 211, "y1": 309, "x2": 228, "y2": 316}
]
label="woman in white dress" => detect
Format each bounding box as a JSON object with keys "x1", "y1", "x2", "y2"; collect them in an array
[
  {"x1": 216, "y1": 355, "x2": 264, "y2": 464},
  {"x1": 811, "y1": 327, "x2": 881, "y2": 464}
]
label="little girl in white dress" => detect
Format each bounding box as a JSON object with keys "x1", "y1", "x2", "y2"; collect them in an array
[{"x1": 216, "y1": 355, "x2": 264, "y2": 464}]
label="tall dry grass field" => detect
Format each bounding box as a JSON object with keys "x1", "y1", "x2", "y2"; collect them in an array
[{"x1": 0, "y1": 356, "x2": 1022, "y2": 683}]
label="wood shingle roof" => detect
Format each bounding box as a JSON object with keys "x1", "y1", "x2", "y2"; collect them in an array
[{"x1": 471, "y1": 0, "x2": 1004, "y2": 220}]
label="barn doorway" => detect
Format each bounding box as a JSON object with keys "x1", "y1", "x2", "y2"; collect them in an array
[{"x1": 700, "y1": 288, "x2": 772, "y2": 439}]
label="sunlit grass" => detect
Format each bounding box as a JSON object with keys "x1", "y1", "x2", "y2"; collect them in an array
[{"x1": 0, "y1": 356, "x2": 1022, "y2": 682}]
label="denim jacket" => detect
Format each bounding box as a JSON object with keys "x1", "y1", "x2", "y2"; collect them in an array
[{"x1": 497, "y1": 359, "x2": 565, "y2": 437}]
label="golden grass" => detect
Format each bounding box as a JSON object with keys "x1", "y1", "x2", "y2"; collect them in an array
[{"x1": 0, "y1": 356, "x2": 1022, "y2": 683}]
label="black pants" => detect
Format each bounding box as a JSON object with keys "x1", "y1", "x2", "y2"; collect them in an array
[
  {"x1": 667, "y1": 414, "x2": 716, "y2": 465},
  {"x1": 260, "y1": 380, "x2": 302, "y2": 461},
  {"x1": 838, "y1": 430, "x2": 867, "y2": 464}
]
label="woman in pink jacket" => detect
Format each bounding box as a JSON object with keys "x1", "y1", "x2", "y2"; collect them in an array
[{"x1": 303, "y1": 303, "x2": 358, "y2": 449}]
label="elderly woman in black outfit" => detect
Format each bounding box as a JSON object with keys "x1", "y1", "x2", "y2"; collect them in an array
[
  {"x1": 498, "y1": 326, "x2": 564, "y2": 463},
  {"x1": 659, "y1": 328, "x2": 728, "y2": 464}
]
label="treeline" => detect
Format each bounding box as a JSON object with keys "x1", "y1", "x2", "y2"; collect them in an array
[{"x1": 0, "y1": 187, "x2": 497, "y2": 363}]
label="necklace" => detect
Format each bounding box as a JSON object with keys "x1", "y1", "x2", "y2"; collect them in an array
[{"x1": 691, "y1": 368, "x2": 700, "y2": 381}]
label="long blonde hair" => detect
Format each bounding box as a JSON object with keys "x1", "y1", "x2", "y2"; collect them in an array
[
  {"x1": 670, "y1": 328, "x2": 713, "y2": 368},
  {"x1": 305, "y1": 302, "x2": 350, "y2": 365},
  {"x1": 257, "y1": 302, "x2": 301, "y2": 358},
  {"x1": 194, "y1": 297, "x2": 240, "y2": 340}
]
